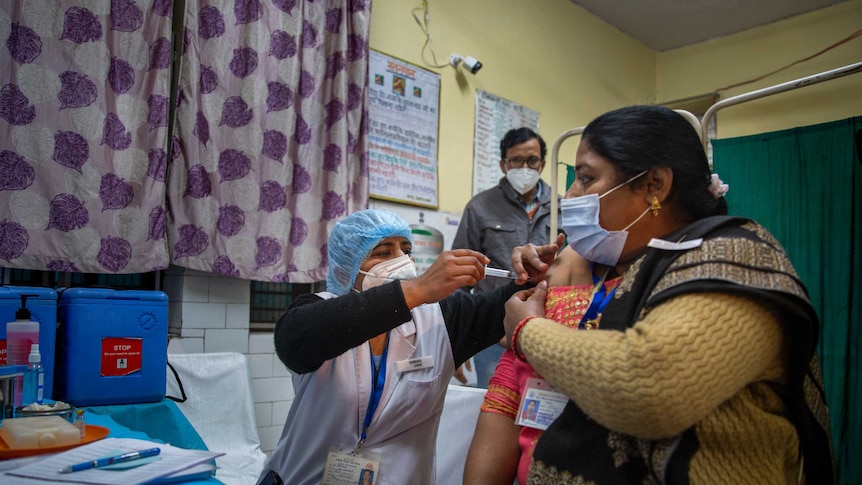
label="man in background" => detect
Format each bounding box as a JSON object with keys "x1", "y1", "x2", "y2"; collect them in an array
[{"x1": 452, "y1": 127, "x2": 559, "y2": 388}]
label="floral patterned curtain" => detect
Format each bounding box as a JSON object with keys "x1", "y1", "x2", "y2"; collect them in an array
[
  {"x1": 1, "y1": 0, "x2": 371, "y2": 282},
  {"x1": 167, "y1": 0, "x2": 371, "y2": 282},
  {"x1": 0, "y1": 0, "x2": 172, "y2": 273}
]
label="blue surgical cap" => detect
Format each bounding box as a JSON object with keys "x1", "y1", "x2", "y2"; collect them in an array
[{"x1": 326, "y1": 210, "x2": 413, "y2": 295}]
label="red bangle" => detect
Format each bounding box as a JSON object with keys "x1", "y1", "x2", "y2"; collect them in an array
[{"x1": 511, "y1": 316, "x2": 535, "y2": 361}]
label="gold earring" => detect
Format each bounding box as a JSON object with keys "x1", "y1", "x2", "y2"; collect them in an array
[{"x1": 650, "y1": 196, "x2": 661, "y2": 216}]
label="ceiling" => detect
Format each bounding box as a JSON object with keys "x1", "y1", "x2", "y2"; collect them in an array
[{"x1": 569, "y1": 0, "x2": 852, "y2": 51}]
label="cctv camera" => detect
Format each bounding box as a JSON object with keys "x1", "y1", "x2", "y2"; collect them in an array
[
  {"x1": 462, "y1": 56, "x2": 482, "y2": 74},
  {"x1": 449, "y1": 53, "x2": 483, "y2": 74}
]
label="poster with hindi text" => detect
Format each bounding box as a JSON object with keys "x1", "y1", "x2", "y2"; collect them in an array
[
  {"x1": 368, "y1": 50, "x2": 440, "y2": 208},
  {"x1": 472, "y1": 90, "x2": 540, "y2": 196}
]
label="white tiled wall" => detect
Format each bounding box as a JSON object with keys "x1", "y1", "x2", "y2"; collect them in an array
[{"x1": 163, "y1": 266, "x2": 293, "y2": 456}]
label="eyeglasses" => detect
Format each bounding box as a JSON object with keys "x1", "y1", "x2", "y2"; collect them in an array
[{"x1": 504, "y1": 156, "x2": 543, "y2": 169}]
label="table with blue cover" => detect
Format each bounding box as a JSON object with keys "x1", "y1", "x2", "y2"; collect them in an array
[
  {"x1": 0, "y1": 399, "x2": 222, "y2": 484},
  {"x1": 83, "y1": 399, "x2": 222, "y2": 484}
]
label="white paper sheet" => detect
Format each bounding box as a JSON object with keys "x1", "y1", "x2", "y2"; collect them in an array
[{"x1": 4, "y1": 437, "x2": 222, "y2": 485}]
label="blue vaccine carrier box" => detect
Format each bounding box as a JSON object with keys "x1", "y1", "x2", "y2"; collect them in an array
[
  {"x1": 56, "y1": 288, "x2": 168, "y2": 406},
  {"x1": 0, "y1": 286, "x2": 58, "y2": 400}
]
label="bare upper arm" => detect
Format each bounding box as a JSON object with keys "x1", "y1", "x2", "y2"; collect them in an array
[{"x1": 545, "y1": 246, "x2": 592, "y2": 287}]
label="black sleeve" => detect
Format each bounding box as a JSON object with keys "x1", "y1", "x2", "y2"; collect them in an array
[
  {"x1": 274, "y1": 282, "x2": 412, "y2": 374},
  {"x1": 440, "y1": 281, "x2": 524, "y2": 367}
]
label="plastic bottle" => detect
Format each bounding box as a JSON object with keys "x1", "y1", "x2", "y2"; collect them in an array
[
  {"x1": 6, "y1": 294, "x2": 39, "y2": 408},
  {"x1": 22, "y1": 343, "x2": 44, "y2": 406}
]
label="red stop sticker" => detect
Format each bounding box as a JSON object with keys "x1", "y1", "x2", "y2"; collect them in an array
[{"x1": 101, "y1": 337, "x2": 143, "y2": 376}]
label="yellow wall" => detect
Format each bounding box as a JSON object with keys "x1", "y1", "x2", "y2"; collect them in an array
[
  {"x1": 369, "y1": 0, "x2": 655, "y2": 214},
  {"x1": 657, "y1": 0, "x2": 862, "y2": 139},
  {"x1": 370, "y1": 1, "x2": 862, "y2": 215}
]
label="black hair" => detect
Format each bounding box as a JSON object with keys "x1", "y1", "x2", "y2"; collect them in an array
[
  {"x1": 500, "y1": 127, "x2": 547, "y2": 160},
  {"x1": 581, "y1": 105, "x2": 727, "y2": 221}
]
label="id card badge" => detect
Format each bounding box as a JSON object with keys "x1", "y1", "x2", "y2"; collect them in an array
[
  {"x1": 515, "y1": 377, "x2": 569, "y2": 430},
  {"x1": 322, "y1": 449, "x2": 381, "y2": 485}
]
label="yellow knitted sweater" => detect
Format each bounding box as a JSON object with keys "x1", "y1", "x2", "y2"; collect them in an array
[{"x1": 520, "y1": 292, "x2": 802, "y2": 484}]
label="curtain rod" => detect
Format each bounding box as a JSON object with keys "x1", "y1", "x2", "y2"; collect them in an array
[
  {"x1": 701, "y1": 62, "x2": 862, "y2": 150},
  {"x1": 549, "y1": 62, "x2": 862, "y2": 241}
]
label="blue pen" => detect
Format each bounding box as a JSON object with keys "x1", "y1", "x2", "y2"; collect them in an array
[{"x1": 58, "y1": 447, "x2": 161, "y2": 473}]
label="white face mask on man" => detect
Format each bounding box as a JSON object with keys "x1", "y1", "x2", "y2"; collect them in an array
[
  {"x1": 560, "y1": 170, "x2": 649, "y2": 265},
  {"x1": 506, "y1": 168, "x2": 541, "y2": 195},
  {"x1": 356, "y1": 254, "x2": 418, "y2": 291}
]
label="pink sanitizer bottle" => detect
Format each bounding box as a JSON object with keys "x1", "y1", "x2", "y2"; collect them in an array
[{"x1": 6, "y1": 294, "x2": 39, "y2": 408}]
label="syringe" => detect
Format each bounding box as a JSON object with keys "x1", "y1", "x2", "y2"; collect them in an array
[{"x1": 484, "y1": 266, "x2": 517, "y2": 279}]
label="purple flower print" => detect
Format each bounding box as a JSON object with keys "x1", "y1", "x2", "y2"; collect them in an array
[
  {"x1": 58, "y1": 71, "x2": 98, "y2": 109},
  {"x1": 219, "y1": 96, "x2": 253, "y2": 128},
  {"x1": 174, "y1": 224, "x2": 209, "y2": 258},
  {"x1": 0, "y1": 220, "x2": 28, "y2": 261},
  {"x1": 213, "y1": 256, "x2": 240, "y2": 277},
  {"x1": 147, "y1": 148, "x2": 167, "y2": 181},
  {"x1": 218, "y1": 149, "x2": 251, "y2": 182},
  {"x1": 255, "y1": 236, "x2": 282, "y2": 268},
  {"x1": 325, "y1": 8, "x2": 342, "y2": 34},
  {"x1": 229, "y1": 47, "x2": 258, "y2": 78},
  {"x1": 147, "y1": 206, "x2": 166, "y2": 241},
  {"x1": 47, "y1": 194, "x2": 89, "y2": 232},
  {"x1": 235, "y1": 0, "x2": 263, "y2": 25},
  {"x1": 148, "y1": 94, "x2": 169, "y2": 130},
  {"x1": 111, "y1": 0, "x2": 144, "y2": 32},
  {"x1": 216, "y1": 205, "x2": 245, "y2": 237},
  {"x1": 301, "y1": 20, "x2": 318, "y2": 48},
  {"x1": 198, "y1": 6, "x2": 225, "y2": 39},
  {"x1": 47, "y1": 260, "x2": 80, "y2": 272},
  {"x1": 292, "y1": 164, "x2": 311, "y2": 193},
  {"x1": 269, "y1": 30, "x2": 297, "y2": 60},
  {"x1": 325, "y1": 51, "x2": 345, "y2": 79},
  {"x1": 97, "y1": 236, "x2": 132, "y2": 272},
  {"x1": 324, "y1": 99, "x2": 345, "y2": 129},
  {"x1": 323, "y1": 144, "x2": 341, "y2": 172},
  {"x1": 53, "y1": 131, "x2": 89, "y2": 172},
  {"x1": 294, "y1": 114, "x2": 312, "y2": 144},
  {"x1": 100, "y1": 113, "x2": 132, "y2": 150},
  {"x1": 262, "y1": 130, "x2": 287, "y2": 162},
  {"x1": 266, "y1": 82, "x2": 293, "y2": 112},
  {"x1": 0, "y1": 84, "x2": 36, "y2": 125},
  {"x1": 259, "y1": 181, "x2": 287, "y2": 212},
  {"x1": 60, "y1": 7, "x2": 102, "y2": 44},
  {"x1": 322, "y1": 191, "x2": 346, "y2": 220},
  {"x1": 193, "y1": 111, "x2": 210, "y2": 146},
  {"x1": 99, "y1": 172, "x2": 134, "y2": 210},
  {"x1": 200, "y1": 65, "x2": 218, "y2": 94},
  {"x1": 148, "y1": 37, "x2": 172, "y2": 70},
  {"x1": 0, "y1": 150, "x2": 35, "y2": 190},
  {"x1": 273, "y1": 0, "x2": 297, "y2": 15},
  {"x1": 108, "y1": 57, "x2": 135, "y2": 94},
  {"x1": 184, "y1": 165, "x2": 212, "y2": 198},
  {"x1": 289, "y1": 217, "x2": 308, "y2": 246},
  {"x1": 7, "y1": 23, "x2": 42, "y2": 64}
]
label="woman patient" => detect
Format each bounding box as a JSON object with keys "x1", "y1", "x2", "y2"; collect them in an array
[{"x1": 464, "y1": 243, "x2": 616, "y2": 485}]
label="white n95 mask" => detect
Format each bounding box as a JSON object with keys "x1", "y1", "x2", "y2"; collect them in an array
[
  {"x1": 506, "y1": 168, "x2": 541, "y2": 195},
  {"x1": 357, "y1": 254, "x2": 418, "y2": 291}
]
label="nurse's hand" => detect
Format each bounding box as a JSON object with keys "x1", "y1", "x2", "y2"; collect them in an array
[
  {"x1": 503, "y1": 281, "x2": 548, "y2": 350},
  {"x1": 401, "y1": 249, "x2": 489, "y2": 308},
  {"x1": 511, "y1": 233, "x2": 565, "y2": 284}
]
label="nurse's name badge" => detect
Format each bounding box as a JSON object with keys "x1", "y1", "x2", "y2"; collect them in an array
[{"x1": 395, "y1": 356, "x2": 433, "y2": 372}]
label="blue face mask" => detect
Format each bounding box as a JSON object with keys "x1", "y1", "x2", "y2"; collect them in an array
[{"x1": 560, "y1": 171, "x2": 649, "y2": 265}]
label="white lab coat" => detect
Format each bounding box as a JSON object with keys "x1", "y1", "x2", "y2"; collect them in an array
[{"x1": 263, "y1": 294, "x2": 456, "y2": 485}]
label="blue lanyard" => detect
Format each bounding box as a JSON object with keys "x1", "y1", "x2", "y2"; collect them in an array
[
  {"x1": 356, "y1": 332, "x2": 390, "y2": 452},
  {"x1": 580, "y1": 265, "x2": 618, "y2": 329}
]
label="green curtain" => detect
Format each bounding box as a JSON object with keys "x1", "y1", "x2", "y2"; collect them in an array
[{"x1": 712, "y1": 116, "x2": 862, "y2": 485}]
